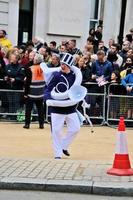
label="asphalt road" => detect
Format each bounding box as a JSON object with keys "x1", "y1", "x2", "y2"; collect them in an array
[{"x1": 0, "y1": 190, "x2": 132, "y2": 200}]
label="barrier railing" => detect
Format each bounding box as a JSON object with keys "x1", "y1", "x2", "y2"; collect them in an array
[
  {"x1": 107, "y1": 83, "x2": 133, "y2": 127},
  {"x1": 0, "y1": 81, "x2": 133, "y2": 127},
  {"x1": 0, "y1": 88, "x2": 39, "y2": 122},
  {"x1": 82, "y1": 82, "x2": 106, "y2": 125},
  {"x1": 0, "y1": 88, "x2": 24, "y2": 121}
]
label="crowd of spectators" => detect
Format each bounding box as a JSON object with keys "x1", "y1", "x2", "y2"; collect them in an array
[{"x1": 0, "y1": 26, "x2": 133, "y2": 120}]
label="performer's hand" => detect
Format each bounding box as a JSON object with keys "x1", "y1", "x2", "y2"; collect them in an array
[
  {"x1": 10, "y1": 78, "x2": 15, "y2": 83},
  {"x1": 126, "y1": 86, "x2": 132, "y2": 92},
  {"x1": 92, "y1": 74, "x2": 96, "y2": 80},
  {"x1": 46, "y1": 100, "x2": 53, "y2": 106}
]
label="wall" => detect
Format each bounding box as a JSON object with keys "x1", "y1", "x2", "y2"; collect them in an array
[
  {"x1": 0, "y1": 0, "x2": 19, "y2": 46},
  {"x1": 33, "y1": 0, "x2": 91, "y2": 49},
  {"x1": 0, "y1": 0, "x2": 9, "y2": 32}
]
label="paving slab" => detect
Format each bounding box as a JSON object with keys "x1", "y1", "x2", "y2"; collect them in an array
[{"x1": 0, "y1": 158, "x2": 132, "y2": 196}]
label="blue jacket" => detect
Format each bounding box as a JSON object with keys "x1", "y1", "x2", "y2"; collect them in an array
[
  {"x1": 91, "y1": 60, "x2": 113, "y2": 81},
  {"x1": 121, "y1": 73, "x2": 133, "y2": 95}
]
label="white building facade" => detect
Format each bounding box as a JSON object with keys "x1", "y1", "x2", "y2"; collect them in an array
[{"x1": 0, "y1": 0, "x2": 132, "y2": 48}]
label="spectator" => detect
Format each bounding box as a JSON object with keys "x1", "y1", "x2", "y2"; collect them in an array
[
  {"x1": 73, "y1": 54, "x2": 81, "y2": 67},
  {"x1": 108, "y1": 38, "x2": 115, "y2": 50},
  {"x1": 110, "y1": 70, "x2": 120, "y2": 83},
  {"x1": 0, "y1": 30, "x2": 12, "y2": 50},
  {"x1": 94, "y1": 25, "x2": 103, "y2": 47},
  {"x1": 24, "y1": 50, "x2": 36, "y2": 69},
  {"x1": 86, "y1": 36, "x2": 95, "y2": 53},
  {"x1": 120, "y1": 57, "x2": 133, "y2": 79},
  {"x1": 61, "y1": 40, "x2": 69, "y2": 51},
  {"x1": 129, "y1": 28, "x2": 133, "y2": 39},
  {"x1": 3, "y1": 48, "x2": 20, "y2": 65},
  {"x1": 4, "y1": 53, "x2": 25, "y2": 119},
  {"x1": 121, "y1": 66, "x2": 133, "y2": 119},
  {"x1": 86, "y1": 36, "x2": 94, "y2": 46},
  {"x1": 23, "y1": 53, "x2": 45, "y2": 129},
  {"x1": 83, "y1": 44, "x2": 94, "y2": 54},
  {"x1": 77, "y1": 57, "x2": 92, "y2": 84},
  {"x1": 0, "y1": 51, "x2": 6, "y2": 88},
  {"x1": 25, "y1": 40, "x2": 34, "y2": 50},
  {"x1": 91, "y1": 54, "x2": 98, "y2": 62},
  {"x1": 107, "y1": 51, "x2": 119, "y2": 71},
  {"x1": 125, "y1": 34, "x2": 132, "y2": 43},
  {"x1": 91, "y1": 50, "x2": 113, "y2": 82},
  {"x1": 95, "y1": 25, "x2": 103, "y2": 40},
  {"x1": 98, "y1": 41, "x2": 108, "y2": 55},
  {"x1": 89, "y1": 50, "x2": 112, "y2": 115},
  {"x1": 110, "y1": 43, "x2": 123, "y2": 67},
  {"x1": 83, "y1": 52, "x2": 92, "y2": 68},
  {"x1": 109, "y1": 71, "x2": 120, "y2": 118},
  {"x1": 83, "y1": 52, "x2": 92, "y2": 77},
  {"x1": 59, "y1": 45, "x2": 67, "y2": 54},
  {"x1": 119, "y1": 41, "x2": 130, "y2": 61},
  {"x1": 68, "y1": 39, "x2": 82, "y2": 55},
  {"x1": 0, "y1": 50, "x2": 7, "y2": 115},
  {"x1": 20, "y1": 49, "x2": 32, "y2": 67},
  {"x1": 129, "y1": 28, "x2": 133, "y2": 47},
  {"x1": 89, "y1": 28, "x2": 95, "y2": 39},
  {"x1": 47, "y1": 53, "x2": 60, "y2": 68},
  {"x1": 127, "y1": 49, "x2": 133, "y2": 58},
  {"x1": 32, "y1": 37, "x2": 44, "y2": 51},
  {"x1": 49, "y1": 41, "x2": 59, "y2": 54},
  {"x1": 38, "y1": 47, "x2": 48, "y2": 59},
  {"x1": 39, "y1": 46, "x2": 51, "y2": 64}
]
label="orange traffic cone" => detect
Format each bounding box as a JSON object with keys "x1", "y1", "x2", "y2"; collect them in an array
[{"x1": 107, "y1": 117, "x2": 133, "y2": 176}]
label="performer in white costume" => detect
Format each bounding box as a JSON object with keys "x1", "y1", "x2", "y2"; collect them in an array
[{"x1": 44, "y1": 53, "x2": 87, "y2": 159}]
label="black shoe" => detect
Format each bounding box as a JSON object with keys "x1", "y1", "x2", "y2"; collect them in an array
[
  {"x1": 23, "y1": 124, "x2": 30, "y2": 129},
  {"x1": 39, "y1": 124, "x2": 44, "y2": 129},
  {"x1": 63, "y1": 149, "x2": 70, "y2": 156},
  {"x1": 55, "y1": 157, "x2": 61, "y2": 159}
]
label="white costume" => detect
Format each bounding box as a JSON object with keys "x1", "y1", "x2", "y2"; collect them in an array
[{"x1": 43, "y1": 53, "x2": 87, "y2": 158}]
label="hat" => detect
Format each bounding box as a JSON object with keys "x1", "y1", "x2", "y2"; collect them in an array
[{"x1": 61, "y1": 53, "x2": 74, "y2": 68}]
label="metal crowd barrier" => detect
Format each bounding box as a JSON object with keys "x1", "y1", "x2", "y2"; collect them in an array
[
  {"x1": 107, "y1": 83, "x2": 133, "y2": 127},
  {"x1": 83, "y1": 82, "x2": 106, "y2": 125},
  {"x1": 0, "y1": 82, "x2": 133, "y2": 128},
  {"x1": 0, "y1": 89, "x2": 24, "y2": 121},
  {"x1": 0, "y1": 88, "x2": 38, "y2": 122}
]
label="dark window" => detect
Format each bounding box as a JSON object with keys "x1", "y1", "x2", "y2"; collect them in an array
[{"x1": 18, "y1": 0, "x2": 34, "y2": 45}]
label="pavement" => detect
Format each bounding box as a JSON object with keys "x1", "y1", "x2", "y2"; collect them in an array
[
  {"x1": 0, "y1": 123, "x2": 133, "y2": 196},
  {"x1": 0, "y1": 158, "x2": 133, "y2": 196}
]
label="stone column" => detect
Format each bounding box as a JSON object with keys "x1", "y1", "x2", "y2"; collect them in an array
[
  {"x1": 8, "y1": 0, "x2": 19, "y2": 46},
  {"x1": 124, "y1": 0, "x2": 133, "y2": 36},
  {"x1": 80, "y1": 0, "x2": 91, "y2": 49},
  {"x1": 102, "y1": 0, "x2": 122, "y2": 46},
  {"x1": 32, "y1": 0, "x2": 49, "y2": 40}
]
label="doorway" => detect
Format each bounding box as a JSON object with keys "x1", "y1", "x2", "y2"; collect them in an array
[{"x1": 18, "y1": 0, "x2": 34, "y2": 45}]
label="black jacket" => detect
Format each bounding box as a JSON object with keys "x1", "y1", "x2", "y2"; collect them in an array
[{"x1": 5, "y1": 63, "x2": 25, "y2": 90}]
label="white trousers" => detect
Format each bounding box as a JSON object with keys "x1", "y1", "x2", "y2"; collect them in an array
[{"x1": 51, "y1": 112, "x2": 80, "y2": 157}]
